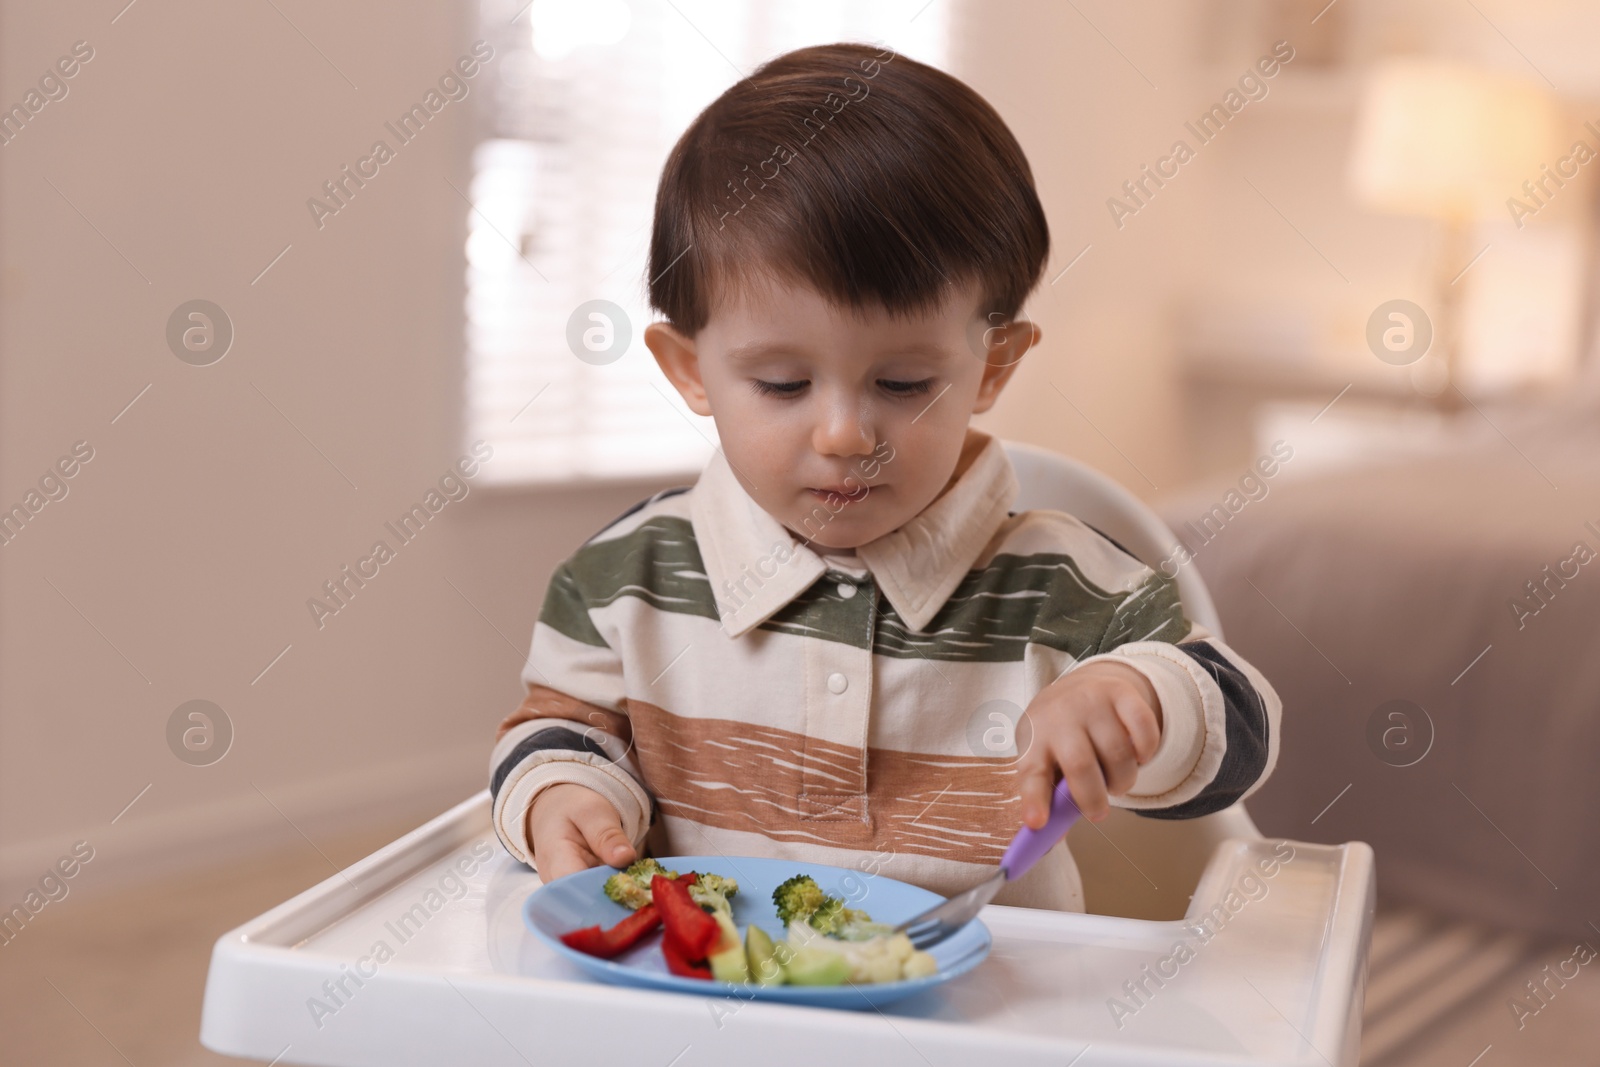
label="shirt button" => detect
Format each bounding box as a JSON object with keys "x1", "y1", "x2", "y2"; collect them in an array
[
  {"x1": 837, "y1": 581, "x2": 857, "y2": 599},
  {"x1": 827, "y1": 672, "x2": 848, "y2": 694}
]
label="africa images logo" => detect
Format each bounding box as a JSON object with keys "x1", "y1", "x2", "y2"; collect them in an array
[{"x1": 305, "y1": 42, "x2": 494, "y2": 231}]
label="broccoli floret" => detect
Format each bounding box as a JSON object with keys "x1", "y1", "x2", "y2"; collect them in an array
[
  {"x1": 603, "y1": 860, "x2": 739, "y2": 912},
  {"x1": 773, "y1": 873, "x2": 892, "y2": 939},
  {"x1": 805, "y1": 897, "x2": 852, "y2": 934},
  {"x1": 602, "y1": 857, "x2": 677, "y2": 910},
  {"x1": 773, "y1": 874, "x2": 829, "y2": 926},
  {"x1": 688, "y1": 872, "x2": 739, "y2": 915},
  {"x1": 808, "y1": 898, "x2": 893, "y2": 940}
]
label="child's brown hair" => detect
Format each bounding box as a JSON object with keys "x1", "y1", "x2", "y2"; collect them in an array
[{"x1": 647, "y1": 42, "x2": 1050, "y2": 336}]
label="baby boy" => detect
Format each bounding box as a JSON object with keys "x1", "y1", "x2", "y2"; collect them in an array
[{"x1": 488, "y1": 42, "x2": 1281, "y2": 911}]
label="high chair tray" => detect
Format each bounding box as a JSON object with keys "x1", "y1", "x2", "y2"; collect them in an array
[{"x1": 201, "y1": 791, "x2": 1374, "y2": 1067}]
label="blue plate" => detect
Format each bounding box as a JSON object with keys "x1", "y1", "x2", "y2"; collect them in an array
[{"x1": 523, "y1": 855, "x2": 991, "y2": 1010}]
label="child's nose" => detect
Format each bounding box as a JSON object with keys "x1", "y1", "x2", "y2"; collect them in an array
[{"x1": 810, "y1": 403, "x2": 877, "y2": 459}]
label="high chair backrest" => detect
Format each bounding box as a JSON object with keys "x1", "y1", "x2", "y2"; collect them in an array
[{"x1": 1001, "y1": 439, "x2": 1262, "y2": 920}]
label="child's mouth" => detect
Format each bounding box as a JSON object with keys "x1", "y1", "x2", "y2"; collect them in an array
[{"x1": 807, "y1": 485, "x2": 873, "y2": 508}]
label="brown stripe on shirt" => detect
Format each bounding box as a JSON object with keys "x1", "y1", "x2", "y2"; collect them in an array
[
  {"x1": 625, "y1": 698, "x2": 1022, "y2": 866},
  {"x1": 497, "y1": 684, "x2": 633, "y2": 745}
]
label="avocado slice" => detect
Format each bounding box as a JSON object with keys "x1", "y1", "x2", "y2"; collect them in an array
[
  {"x1": 745, "y1": 924, "x2": 786, "y2": 986},
  {"x1": 782, "y1": 945, "x2": 851, "y2": 986},
  {"x1": 707, "y1": 912, "x2": 749, "y2": 983}
]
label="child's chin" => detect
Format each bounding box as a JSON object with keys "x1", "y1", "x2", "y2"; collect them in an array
[{"x1": 803, "y1": 516, "x2": 902, "y2": 551}]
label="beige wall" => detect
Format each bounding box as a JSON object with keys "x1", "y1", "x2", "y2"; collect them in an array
[
  {"x1": 959, "y1": 1, "x2": 1203, "y2": 495},
  {"x1": 0, "y1": 0, "x2": 672, "y2": 897},
  {"x1": 959, "y1": 1, "x2": 1371, "y2": 493}
]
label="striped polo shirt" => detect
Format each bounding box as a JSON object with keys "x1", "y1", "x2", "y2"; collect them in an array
[{"x1": 489, "y1": 429, "x2": 1281, "y2": 912}]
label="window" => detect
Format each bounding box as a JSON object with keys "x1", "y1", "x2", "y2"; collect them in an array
[{"x1": 466, "y1": 0, "x2": 951, "y2": 485}]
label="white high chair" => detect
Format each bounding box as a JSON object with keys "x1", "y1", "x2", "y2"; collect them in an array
[
  {"x1": 201, "y1": 443, "x2": 1375, "y2": 1067},
  {"x1": 1003, "y1": 440, "x2": 1263, "y2": 921}
]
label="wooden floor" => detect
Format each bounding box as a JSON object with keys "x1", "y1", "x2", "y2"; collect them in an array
[
  {"x1": 4, "y1": 824, "x2": 1598, "y2": 1065},
  {"x1": 1, "y1": 818, "x2": 418, "y2": 1067},
  {"x1": 1359, "y1": 904, "x2": 1600, "y2": 1067}
]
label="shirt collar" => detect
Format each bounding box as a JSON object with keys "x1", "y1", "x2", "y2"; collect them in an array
[{"x1": 690, "y1": 429, "x2": 1019, "y2": 637}]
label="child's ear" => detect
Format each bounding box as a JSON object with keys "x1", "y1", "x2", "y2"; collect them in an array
[
  {"x1": 973, "y1": 319, "x2": 1041, "y2": 413},
  {"x1": 645, "y1": 322, "x2": 712, "y2": 417}
]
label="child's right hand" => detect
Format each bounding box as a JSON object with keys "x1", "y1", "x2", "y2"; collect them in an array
[{"x1": 525, "y1": 782, "x2": 638, "y2": 883}]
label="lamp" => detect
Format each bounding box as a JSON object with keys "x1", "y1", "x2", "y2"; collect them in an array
[{"x1": 1347, "y1": 59, "x2": 1563, "y2": 408}]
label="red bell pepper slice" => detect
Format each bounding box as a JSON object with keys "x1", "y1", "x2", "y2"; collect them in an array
[
  {"x1": 661, "y1": 930, "x2": 712, "y2": 979},
  {"x1": 559, "y1": 902, "x2": 662, "y2": 959},
  {"x1": 650, "y1": 873, "x2": 719, "y2": 959}
]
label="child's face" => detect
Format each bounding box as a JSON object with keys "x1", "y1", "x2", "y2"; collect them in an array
[{"x1": 646, "y1": 274, "x2": 1039, "y2": 551}]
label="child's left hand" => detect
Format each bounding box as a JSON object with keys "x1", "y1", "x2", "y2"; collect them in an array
[{"x1": 1016, "y1": 660, "x2": 1163, "y2": 826}]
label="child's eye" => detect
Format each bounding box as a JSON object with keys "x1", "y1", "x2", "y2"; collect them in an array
[
  {"x1": 751, "y1": 379, "x2": 808, "y2": 398},
  {"x1": 879, "y1": 378, "x2": 934, "y2": 396}
]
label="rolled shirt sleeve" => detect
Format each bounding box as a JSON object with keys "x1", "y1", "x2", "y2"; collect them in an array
[
  {"x1": 487, "y1": 559, "x2": 654, "y2": 868},
  {"x1": 1066, "y1": 568, "x2": 1282, "y2": 817}
]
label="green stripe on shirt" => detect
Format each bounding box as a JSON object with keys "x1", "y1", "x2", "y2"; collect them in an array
[{"x1": 545, "y1": 515, "x2": 1184, "y2": 662}]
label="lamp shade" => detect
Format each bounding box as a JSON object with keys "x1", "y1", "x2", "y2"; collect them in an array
[{"x1": 1347, "y1": 59, "x2": 1563, "y2": 221}]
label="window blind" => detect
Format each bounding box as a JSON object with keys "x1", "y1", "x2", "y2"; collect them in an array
[{"x1": 466, "y1": 0, "x2": 951, "y2": 485}]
